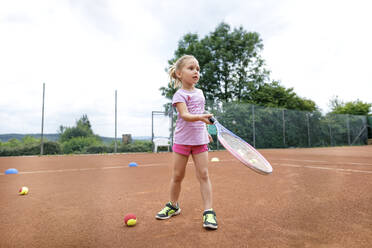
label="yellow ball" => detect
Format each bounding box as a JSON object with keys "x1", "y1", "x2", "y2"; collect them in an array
[
  {"x1": 127, "y1": 219, "x2": 137, "y2": 226},
  {"x1": 19, "y1": 186, "x2": 29, "y2": 195},
  {"x1": 249, "y1": 159, "x2": 258, "y2": 164}
]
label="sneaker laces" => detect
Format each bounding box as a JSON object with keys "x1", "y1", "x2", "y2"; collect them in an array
[
  {"x1": 205, "y1": 213, "x2": 217, "y2": 224},
  {"x1": 159, "y1": 206, "x2": 171, "y2": 215},
  {"x1": 159, "y1": 202, "x2": 178, "y2": 215}
]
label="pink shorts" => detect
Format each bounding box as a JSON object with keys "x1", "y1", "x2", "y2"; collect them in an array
[{"x1": 172, "y1": 144, "x2": 208, "y2": 156}]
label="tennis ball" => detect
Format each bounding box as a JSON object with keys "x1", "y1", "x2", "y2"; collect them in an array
[
  {"x1": 19, "y1": 186, "x2": 29, "y2": 195},
  {"x1": 237, "y1": 149, "x2": 245, "y2": 156},
  {"x1": 124, "y1": 213, "x2": 137, "y2": 226},
  {"x1": 249, "y1": 159, "x2": 258, "y2": 164},
  {"x1": 211, "y1": 157, "x2": 220, "y2": 162}
]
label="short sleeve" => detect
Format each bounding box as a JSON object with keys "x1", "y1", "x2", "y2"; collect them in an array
[{"x1": 172, "y1": 90, "x2": 186, "y2": 107}]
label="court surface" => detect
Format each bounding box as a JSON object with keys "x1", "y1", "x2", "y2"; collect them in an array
[{"x1": 1, "y1": 146, "x2": 371, "y2": 248}]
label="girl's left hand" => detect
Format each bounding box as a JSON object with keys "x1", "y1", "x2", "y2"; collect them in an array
[{"x1": 208, "y1": 133, "x2": 213, "y2": 143}]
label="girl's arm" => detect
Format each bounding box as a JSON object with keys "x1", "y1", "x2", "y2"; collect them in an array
[{"x1": 175, "y1": 102, "x2": 212, "y2": 124}]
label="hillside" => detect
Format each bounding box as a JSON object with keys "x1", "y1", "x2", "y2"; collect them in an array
[
  {"x1": 0, "y1": 133, "x2": 59, "y2": 142},
  {"x1": 0, "y1": 134, "x2": 151, "y2": 143}
]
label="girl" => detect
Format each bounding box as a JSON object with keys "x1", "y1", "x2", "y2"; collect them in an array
[{"x1": 155, "y1": 55, "x2": 218, "y2": 230}]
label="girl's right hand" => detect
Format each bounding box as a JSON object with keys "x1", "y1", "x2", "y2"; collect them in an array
[{"x1": 199, "y1": 114, "x2": 213, "y2": 124}]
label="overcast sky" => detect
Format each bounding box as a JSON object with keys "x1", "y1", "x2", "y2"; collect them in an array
[{"x1": 1, "y1": 0, "x2": 371, "y2": 138}]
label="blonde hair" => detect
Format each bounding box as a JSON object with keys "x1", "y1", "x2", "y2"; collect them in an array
[{"x1": 168, "y1": 55, "x2": 197, "y2": 88}]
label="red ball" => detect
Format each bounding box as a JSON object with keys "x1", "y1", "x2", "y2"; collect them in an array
[{"x1": 124, "y1": 213, "x2": 137, "y2": 226}]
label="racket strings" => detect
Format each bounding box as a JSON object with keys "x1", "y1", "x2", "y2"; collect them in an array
[{"x1": 219, "y1": 132, "x2": 270, "y2": 172}]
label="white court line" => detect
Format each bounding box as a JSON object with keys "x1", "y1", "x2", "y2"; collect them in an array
[
  {"x1": 101, "y1": 166, "x2": 126, "y2": 170},
  {"x1": 276, "y1": 158, "x2": 328, "y2": 163},
  {"x1": 0, "y1": 163, "x2": 167, "y2": 176},
  {"x1": 3, "y1": 158, "x2": 371, "y2": 176},
  {"x1": 275, "y1": 158, "x2": 372, "y2": 166},
  {"x1": 275, "y1": 163, "x2": 372, "y2": 174}
]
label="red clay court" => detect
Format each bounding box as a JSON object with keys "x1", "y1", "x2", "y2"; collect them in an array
[{"x1": 1, "y1": 146, "x2": 372, "y2": 248}]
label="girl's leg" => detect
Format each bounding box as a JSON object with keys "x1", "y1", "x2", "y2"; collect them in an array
[
  {"x1": 170, "y1": 152, "x2": 189, "y2": 205},
  {"x1": 192, "y1": 151, "x2": 213, "y2": 210}
]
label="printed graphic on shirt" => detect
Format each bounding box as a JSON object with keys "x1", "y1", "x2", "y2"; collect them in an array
[{"x1": 184, "y1": 92, "x2": 204, "y2": 114}]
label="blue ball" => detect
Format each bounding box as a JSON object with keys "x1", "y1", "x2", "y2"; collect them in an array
[
  {"x1": 128, "y1": 162, "x2": 138, "y2": 167},
  {"x1": 5, "y1": 168, "x2": 18, "y2": 174}
]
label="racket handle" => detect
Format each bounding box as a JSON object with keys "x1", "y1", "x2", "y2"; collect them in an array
[{"x1": 209, "y1": 117, "x2": 216, "y2": 124}]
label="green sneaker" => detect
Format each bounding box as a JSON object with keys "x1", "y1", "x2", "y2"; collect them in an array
[
  {"x1": 203, "y1": 209, "x2": 218, "y2": 230},
  {"x1": 156, "y1": 202, "x2": 181, "y2": 220}
]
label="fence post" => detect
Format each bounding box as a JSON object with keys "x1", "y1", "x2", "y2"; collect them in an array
[
  {"x1": 307, "y1": 113, "x2": 311, "y2": 147},
  {"x1": 347, "y1": 114, "x2": 351, "y2": 145},
  {"x1": 114, "y1": 90, "x2": 117, "y2": 153},
  {"x1": 40, "y1": 83, "x2": 45, "y2": 155},
  {"x1": 252, "y1": 105, "x2": 255, "y2": 147},
  {"x1": 282, "y1": 109, "x2": 286, "y2": 147},
  {"x1": 151, "y1": 111, "x2": 154, "y2": 146}
]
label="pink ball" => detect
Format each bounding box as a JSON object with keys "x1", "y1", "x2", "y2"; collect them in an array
[{"x1": 124, "y1": 213, "x2": 137, "y2": 226}]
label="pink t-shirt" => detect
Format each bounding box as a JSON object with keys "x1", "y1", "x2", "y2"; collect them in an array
[{"x1": 172, "y1": 88, "x2": 209, "y2": 145}]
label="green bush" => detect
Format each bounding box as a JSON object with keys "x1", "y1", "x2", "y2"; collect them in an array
[
  {"x1": 62, "y1": 136, "x2": 101, "y2": 154},
  {"x1": 0, "y1": 144, "x2": 38, "y2": 156},
  {"x1": 84, "y1": 144, "x2": 113, "y2": 154},
  {"x1": 3, "y1": 138, "x2": 21, "y2": 149},
  {"x1": 20, "y1": 144, "x2": 40, "y2": 155},
  {"x1": 22, "y1": 136, "x2": 40, "y2": 146},
  {"x1": 43, "y1": 141, "x2": 62, "y2": 155},
  {"x1": 0, "y1": 147, "x2": 18, "y2": 156},
  {"x1": 0, "y1": 141, "x2": 61, "y2": 156},
  {"x1": 0, "y1": 136, "x2": 152, "y2": 156},
  {"x1": 119, "y1": 140, "x2": 152, "y2": 153}
]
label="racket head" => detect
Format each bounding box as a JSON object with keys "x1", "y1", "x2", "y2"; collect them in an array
[{"x1": 214, "y1": 121, "x2": 273, "y2": 175}]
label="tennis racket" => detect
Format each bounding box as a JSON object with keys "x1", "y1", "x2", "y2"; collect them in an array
[{"x1": 209, "y1": 117, "x2": 273, "y2": 175}]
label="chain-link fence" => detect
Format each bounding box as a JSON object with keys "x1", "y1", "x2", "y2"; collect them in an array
[
  {"x1": 171, "y1": 102, "x2": 369, "y2": 150},
  {"x1": 368, "y1": 116, "x2": 372, "y2": 139},
  {"x1": 1, "y1": 99, "x2": 368, "y2": 156}
]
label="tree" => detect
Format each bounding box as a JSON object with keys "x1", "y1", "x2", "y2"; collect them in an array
[
  {"x1": 252, "y1": 81, "x2": 316, "y2": 111},
  {"x1": 59, "y1": 114, "x2": 99, "y2": 143},
  {"x1": 160, "y1": 23, "x2": 269, "y2": 106},
  {"x1": 329, "y1": 97, "x2": 371, "y2": 115},
  {"x1": 160, "y1": 22, "x2": 317, "y2": 112},
  {"x1": 58, "y1": 115, "x2": 102, "y2": 154}
]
